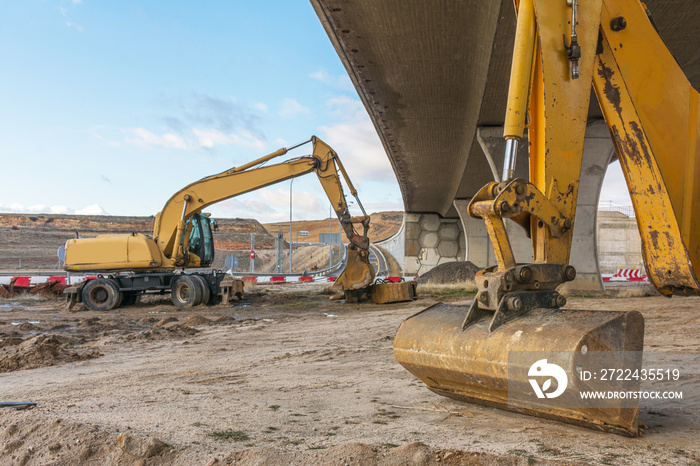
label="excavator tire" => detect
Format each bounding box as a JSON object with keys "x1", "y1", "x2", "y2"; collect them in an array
[
  {"x1": 121, "y1": 292, "x2": 139, "y2": 307},
  {"x1": 171, "y1": 275, "x2": 203, "y2": 308},
  {"x1": 192, "y1": 275, "x2": 211, "y2": 306},
  {"x1": 81, "y1": 278, "x2": 123, "y2": 311}
]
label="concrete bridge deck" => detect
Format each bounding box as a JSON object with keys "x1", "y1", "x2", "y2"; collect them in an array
[{"x1": 312, "y1": 0, "x2": 700, "y2": 287}]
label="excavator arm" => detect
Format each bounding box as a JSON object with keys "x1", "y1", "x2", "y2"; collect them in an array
[
  {"x1": 153, "y1": 135, "x2": 374, "y2": 289},
  {"x1": 65, "y1": 136, "x2": 375, "y2": 291},
  {"x1": 394, "y1": 0, "x2": 698, "y2": 436}
]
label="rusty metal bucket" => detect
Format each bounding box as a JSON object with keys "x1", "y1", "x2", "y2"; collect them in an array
[
  {"x1": 393, "y1": 303, "x2": 645, "y2": 436},
  {"x1": 333, "y1": 249, "x2": 375, "y2": 291}
]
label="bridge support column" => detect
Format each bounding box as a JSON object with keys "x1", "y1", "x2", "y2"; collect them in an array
[
  {"x1": 566, "y1": 120, "x2": 616, "y2": 291},
  {"x1": 403, "y1": 213, "x2": 465, "y2": 276},
  {"x1": 453, "y1": 121, "x2": 614, "y2": 291}
]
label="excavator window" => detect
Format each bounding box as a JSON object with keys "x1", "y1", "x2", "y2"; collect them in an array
[
  {"x1": 200, "y1": 216, "x2": 214, "y2": 265},
  {"x1": 186, "y1": 214, "x2": 214, "y2": 267}
]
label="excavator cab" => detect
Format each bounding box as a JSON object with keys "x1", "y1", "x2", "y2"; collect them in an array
[{"x1": 184, "y1": 214, "x2": 215, "y2": 267}]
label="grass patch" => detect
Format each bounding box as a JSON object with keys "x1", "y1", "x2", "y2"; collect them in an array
[
  {"x1": 207, "y1": 430, "x2": 250, "y2": 441},
  {"x1": 418, "y1": 280, "x2": 477, "y2": 298},
  {"x1": 268, "y1": 405, "x2": 280, "y2": 411},
  {"x1": 615, "y1": 286, "x2": 653, "y2": 298},
  {"x1": 191, "y1": 441, "x2": 200, "y2": 445},
  {"x1": 0, "y1": 293, "x2": 51, "y2": 303},
  {"x1": 527, "y1": 456, "x2": 536, "y2": 465},
  {"x1": 191, "y1": 422, "x2": 208, "y2": 427},
  {"x1": 538, "y1": 445, "x2": 562, "y2": 456},
  {"x1": 381, "y1": 443, "x2": 400, "y2": 448},
  {"x1": 289, "y1": 439, "x2": 304, "y2": 446},
  {"x1": 307, "y1": 445, "x2": 326, "y2": 450},
  {"x1": 264, "y1": 427, "x2": 278, "y2": 433},
  {"x1": 286, "y1": 301, "x2": 313, "y2": 309}
]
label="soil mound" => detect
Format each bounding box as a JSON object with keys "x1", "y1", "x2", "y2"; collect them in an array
[
  {"x1": 0, "y1": 412, "x2": 175, "y2": 464},
  {"x1": 182, "y1": 314, "x2": 212, "y2": 326},
  {"x1": 223, "y1": 441, "x2": 557, "y2": 465},
  {"x1": 417, "y1": 261, "x2": 481, "y2": 284},
  {"x1": 0, "y1": 334, "x2": 101, "y2": 373}
]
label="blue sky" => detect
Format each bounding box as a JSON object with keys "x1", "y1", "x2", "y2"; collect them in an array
[{"x1": 0, "y1": 1, "x2": 629, "y2": 222}]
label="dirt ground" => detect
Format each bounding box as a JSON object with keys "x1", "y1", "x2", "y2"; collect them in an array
[{"x1": 0, "y1": 283, "x2": 698, "y2": 465}]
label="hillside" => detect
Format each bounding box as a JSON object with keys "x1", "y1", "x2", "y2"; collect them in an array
[
  {"x1": 0, "y1": 212, "x2": 404, "y2": 271},
  {"x1": 263, "y1": 211, "x2": 403, "y2": 244},
  {"x1": 0, "y1": 213, "x2": 275, "y2": 270}
]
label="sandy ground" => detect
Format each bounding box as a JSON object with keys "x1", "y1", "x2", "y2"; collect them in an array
[{"x1": 0, "y1": 283, "x2": 699, "y2": 465}]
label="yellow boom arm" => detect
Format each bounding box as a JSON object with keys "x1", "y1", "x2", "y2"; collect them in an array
[
  {"x1": 65, "y1": 136, "x2": 375, "y2": 290},
  {"x1": 153, "y1": 137, "x2": 370, "y2": 266},
  {"x1": 466, "y1": 0, "x2": 699, "y2": 318},
  {"x1": 395, "y1": 0, "x2": 698, "y2": 437}
]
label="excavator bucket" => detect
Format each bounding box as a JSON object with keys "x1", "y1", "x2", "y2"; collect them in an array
[
  {"x1": 394, "y1": 303, "x2": 645, "y2": 436},
  {"x1": 333, "y1": 249, "x2": 375, "y2": 291}
]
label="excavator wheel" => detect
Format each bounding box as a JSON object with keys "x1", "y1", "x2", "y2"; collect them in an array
[
  {"x1": 171, "y1": 275, "x2": 203, "y2": 308},
  {"x1": 192, "y1": 275, "x2": 211, "y2": 306},
  {"x1": 82, "y1": 278, "x2": 123, "y2": 311},
  {"x1": 121, "y1": 292, "x2": 139, "y2": 307}
]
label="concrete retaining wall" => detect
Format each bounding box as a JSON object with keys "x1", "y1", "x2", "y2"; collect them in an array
[
  {"x1": 597, "y1": 211, "x2": 644, "y2": 274},
  {"x1": 402, "y1": 213, "x2": 465, "y2": 276}
]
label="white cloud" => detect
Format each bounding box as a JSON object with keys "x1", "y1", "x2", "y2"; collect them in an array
[
  {"x1": 124, "y1": 127, "x2": 266, "y2": 152},
  {"x1": 278, "y1": 98, "x2": 310, "y2": 118},
  {"x1": 208, "y1": 188, "x2": 326, "y2": 223},
  {"x1": 259, "y1": 188, "x2": 324, "y2": 212},
  {"x1": 310, "y1": 69, "x2": 354, "y2": 91},
  {"x1": 599, "y1": 160, "x2": 633, "y2": 207},
  {"x1": 0, "y1": 203, "x2": 108, "y2": 216},
  {"x1": 59, "y1": 6, "x2": 83, "y2": 31},
  {"x1": 324, "y1": 95, "x2": 366, "y2": 119},
  {"x1": 76, "y1": 204, "x2": 108, "y2": 215},
  {"x1": 126, "y1": 128, "x2": 196, "y2": 151},
  {"x1": 318, "y1": 97, "x2": 397, "y2": 184}
]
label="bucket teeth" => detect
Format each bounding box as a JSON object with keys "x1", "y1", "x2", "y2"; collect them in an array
[{"x1": 394, "y1": 303, "x2": 645, "y2": 436}]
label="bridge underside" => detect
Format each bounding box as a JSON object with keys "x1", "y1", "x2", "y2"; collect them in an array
[
  {"x1": 312, "y1": 0, "x2": 700, "y2": 286},
  {"x1": 312, "y1": 0, "x2": 700, "y2": 216}
]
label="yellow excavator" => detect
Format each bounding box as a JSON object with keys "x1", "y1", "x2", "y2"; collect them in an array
[
  {"x1": 394, "y1": 0, "x2": 699, "y2": 436},
  {"x1": 64, "y1": 136, "x2": 394, "y2": 310}
]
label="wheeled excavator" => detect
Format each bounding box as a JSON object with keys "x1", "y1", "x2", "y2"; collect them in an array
[
  {"x1": 394, "y1": 0, "x2": 699, "y2": 436},
  {"x1": 64, "y1": 137, "x2": 413, "y2": 310}
]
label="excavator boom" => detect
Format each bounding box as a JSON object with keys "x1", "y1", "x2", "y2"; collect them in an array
[
  {"x1": 395, "y1": 0, "x2": 698, "y2": 436},
  {"x1": 65, "y1": 136, "x2": 376, "y2": 293}
]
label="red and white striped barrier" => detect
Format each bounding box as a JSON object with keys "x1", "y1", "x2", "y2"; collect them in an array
[
  {"x1": 0, "y1": 274, "x2": 418, "y2": 288},
  {"x1": 602, "y1": 268, "x2": 648, "y2": 282},
  {"x1": 232, "y1": 275, "x2": 417, "y2": 285},
  {"x1": 0, "y1": 275, "x2": 93, "y2": 287}
]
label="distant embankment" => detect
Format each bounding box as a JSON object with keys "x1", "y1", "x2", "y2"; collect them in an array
[{"x1": 0, "y1": 213, "x2": 276, "y2": 270}]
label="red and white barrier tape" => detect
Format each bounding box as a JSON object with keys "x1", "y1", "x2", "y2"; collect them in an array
[{"x1": 602, "y1": 268, "x2": 648, "y2": 282}]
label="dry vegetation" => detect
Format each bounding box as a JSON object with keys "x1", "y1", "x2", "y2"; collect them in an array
[{"x1": 418, "y1": 280, "x2": 478, "y2": 298}]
